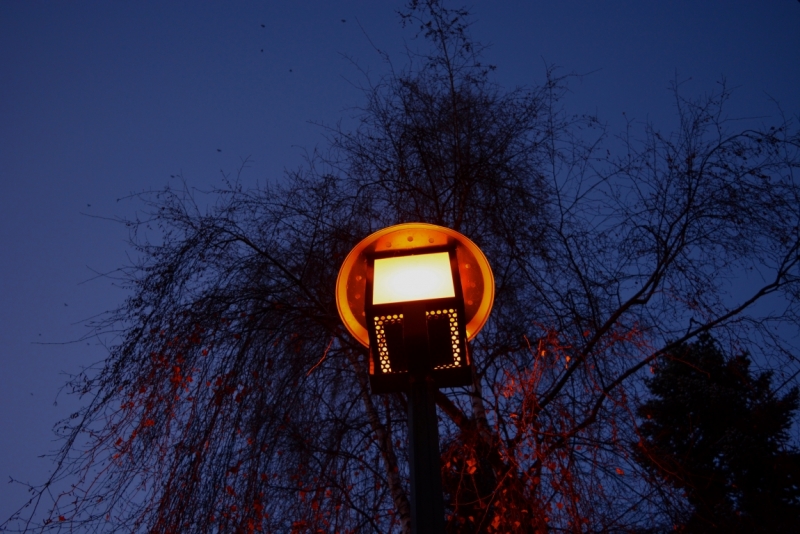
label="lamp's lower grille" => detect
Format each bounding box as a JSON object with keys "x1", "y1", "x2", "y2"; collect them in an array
[
  {"x1": 373, "y1": 309, "x2": 463, "y2": 374},
  {"x1": 374, "y1": 314, "x2": 403, "y2": 373},
  {"x1": 427, "y1": 309, "x2": 462, "y2": 369}
]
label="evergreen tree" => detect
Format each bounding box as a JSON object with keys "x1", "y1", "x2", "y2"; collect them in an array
[{"x1": 637, "y1": 334, "x2": 800, "y2": 533}]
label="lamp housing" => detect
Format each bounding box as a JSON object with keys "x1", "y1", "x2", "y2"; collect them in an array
[{"x1": 336, "y1": 223, "x2": 494, "y2": 393}]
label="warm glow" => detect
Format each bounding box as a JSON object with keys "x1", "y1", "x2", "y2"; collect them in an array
[
  {"x1": 336, "y1": 222, "x2": 494, "y2": 346},
  {"x1": 373, "y1": 252, "x2": 455, "y2": 304}
]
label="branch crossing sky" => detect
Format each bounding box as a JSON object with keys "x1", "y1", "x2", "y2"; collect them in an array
[{"x1": 1, "y1": 0, "x2": 798, "y2": 521}]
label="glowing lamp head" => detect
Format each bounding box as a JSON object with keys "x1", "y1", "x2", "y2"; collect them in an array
[{"x1": 336, "y1": 223, "x2": 494, "y2": 393}]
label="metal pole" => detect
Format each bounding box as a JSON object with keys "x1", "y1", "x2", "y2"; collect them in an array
[{"x1": 407, "y1": 374, "x2": 445, "y2": 533}]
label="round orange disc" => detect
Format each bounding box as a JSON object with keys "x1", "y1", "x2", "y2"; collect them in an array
[{"x1": 336, "y1": 223, "x2": 495, "y2": 347}]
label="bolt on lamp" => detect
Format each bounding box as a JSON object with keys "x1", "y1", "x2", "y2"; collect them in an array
[{"x1": 337, "y1": 223, "x2": 494, "y2": 534}]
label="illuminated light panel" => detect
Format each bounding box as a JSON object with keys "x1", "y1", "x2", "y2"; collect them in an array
[{"x1": 373, "y1": 252, "x2": 455, "y2": 305}]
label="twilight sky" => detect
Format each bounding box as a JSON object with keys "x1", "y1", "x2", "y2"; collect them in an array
[{"x1": 1, "y1": 0, "x2": 798, "y2": 523}]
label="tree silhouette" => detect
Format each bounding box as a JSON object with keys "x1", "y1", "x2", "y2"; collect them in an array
[
  {"x1": 3, "y1": 1, "x2": 800, "y2": 532},
  {"x1": 637, "y1": 334, "x2": 800, "y2": 532}
]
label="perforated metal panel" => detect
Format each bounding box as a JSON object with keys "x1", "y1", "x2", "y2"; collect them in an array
[
  {"x1": 374, "y1": 314, "x2": 404, "y2": 373},
  {"x1": 427, "y1": 309, "x2": 462, "y2": 369},
  {"x1": 372, "y1": 308, "x2": 465, "y2": 375}
]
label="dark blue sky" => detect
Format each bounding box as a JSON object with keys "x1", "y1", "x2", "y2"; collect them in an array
[{"x1": 1, "y1": 0, "x2": 798, "y2": 521}]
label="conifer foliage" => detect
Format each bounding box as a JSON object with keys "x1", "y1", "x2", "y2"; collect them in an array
[{"x1": 637, "y1": 335, "x2": 800, "y2": 532}]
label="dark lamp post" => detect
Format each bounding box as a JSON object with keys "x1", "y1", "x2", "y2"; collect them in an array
[{"x1": 336, "y1": 223, "x2": 494, "y2": 533}]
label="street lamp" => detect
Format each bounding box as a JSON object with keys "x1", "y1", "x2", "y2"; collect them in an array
[{"x1": 336, "y1": 223, "x2": 494, "y2": 533}]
